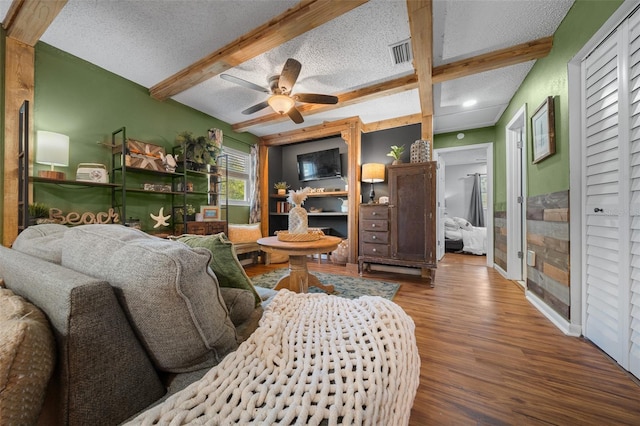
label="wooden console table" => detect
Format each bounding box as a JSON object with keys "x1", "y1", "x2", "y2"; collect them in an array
[{"x1": 257, "y1": 236, "x2": 342, "y2": 293}]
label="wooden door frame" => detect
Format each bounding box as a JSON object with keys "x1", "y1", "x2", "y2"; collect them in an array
[
  {"x1": 433, "y1": 143, "x2": 493, "y2": 267},
  {"x1": 259, "y1": 117, "x2": 362, "y2": 271}
]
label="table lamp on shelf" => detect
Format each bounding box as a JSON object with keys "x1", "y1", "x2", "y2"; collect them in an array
[
  {"x1": 36, "y1": 131, "x2": 69, "y2": 180},
  {"x1": 362, "y1": 162, "x2": 385, "y2": 203}
]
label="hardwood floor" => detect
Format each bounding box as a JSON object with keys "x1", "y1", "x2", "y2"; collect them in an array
[{"x1": 245, "y1": 253, "x2": 640, "y2": 425}]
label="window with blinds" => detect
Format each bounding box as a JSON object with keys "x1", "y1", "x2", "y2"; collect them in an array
[{"x1": 221, "y1": 146, "x2": 250, "y2": 206}]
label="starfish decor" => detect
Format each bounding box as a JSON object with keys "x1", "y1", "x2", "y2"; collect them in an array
[{"x1": 150, "y1": 207, "x2": 171, "y2": 228}]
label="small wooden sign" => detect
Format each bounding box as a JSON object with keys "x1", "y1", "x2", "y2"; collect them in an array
[{"x1": 48, "y1": 208, "x2": 120, "y2": 226}]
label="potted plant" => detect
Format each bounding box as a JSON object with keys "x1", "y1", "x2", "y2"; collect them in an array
[
  {"x1": 176, "y1": 129, "x2": 222, "y2": 171},
  {"x1": 387, "y1": 145, "x2": 405, "y2": 165},
  {"x1": 174, "y1": 204, "x2": 196, "y2": 223},
  {"x1": 274, "y1": 181, "x2": 290, "y2": 195},
  {"x1": 28, "y1": 202, "x2": 50, "y2": 225}
]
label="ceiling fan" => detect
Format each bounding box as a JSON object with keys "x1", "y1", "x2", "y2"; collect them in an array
[{"x1": 221, "y1": 58, "x2": 338, "y2": 124}]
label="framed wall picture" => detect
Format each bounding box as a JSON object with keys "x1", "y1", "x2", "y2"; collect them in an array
[
  {"x1": 531, "y1": 96, "x2": 556, "y2": 164},
  {"x1": 201, "y1": 206, "x2": 220, "y2": 221}
]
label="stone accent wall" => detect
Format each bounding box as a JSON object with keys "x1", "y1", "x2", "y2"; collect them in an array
[
  {"x1": 526, "y1": 190, "x2": 570, "y2": 320},
  {"x1": 494, "y1": 210, "x2": 507, "y2": 271}
]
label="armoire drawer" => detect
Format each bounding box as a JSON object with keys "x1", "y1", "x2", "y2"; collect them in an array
[
  {"x1": 362, "y1": 231, "x2": 389, "y2": 244},
  {"x1": 361, "y1": 219, "x2": 388, "y2": 231},
  {"x1": 361, "y1": 242, "x2": 389, "y2": 257},
  {"x1": 361, "y1": 205, "x2": 389, "y2": 220}
]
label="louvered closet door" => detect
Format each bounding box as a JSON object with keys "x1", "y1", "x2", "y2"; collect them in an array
[
  {"x1": 582, "y1": 10, "x2": 640, "y2": 377},
  {"x1": 583, "y1": 28, "x2": 626, "y2": 366},
  {"x1": 626, "y1": 12, "x2": 640, "y2": 378}
]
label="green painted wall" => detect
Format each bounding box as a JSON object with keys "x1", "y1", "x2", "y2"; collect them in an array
[
  {"x1": 494, "y1": 0, "x2": 624, "y2": 206},
  {"x1": 434, "y1": 126, "x2": 496, "y2": 149},
  {"x1": 33, "y1": 43, "x2": 257, "y2": 230}
]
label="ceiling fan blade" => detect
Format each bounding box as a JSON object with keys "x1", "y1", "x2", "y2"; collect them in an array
[
  {"x1": 287, "y1": 106, "x2": 304, "y2": 124},
  {"x1": 294, "y1": 93, "x2": 339, "y2": 104},
  {"x1": 242, "y1": 101, "x2": 270, "y2": 115},
  {"x1": 278, "y1": 58, "x2": 302, "y2": 94},
  {"x1": 220, "y1": 74, "x2": 269, "y2": 93}
]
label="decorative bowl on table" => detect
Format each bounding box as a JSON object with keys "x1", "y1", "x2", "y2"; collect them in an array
[{"x1": 276, "y1": 229, "x2": 325, "y2": 242}]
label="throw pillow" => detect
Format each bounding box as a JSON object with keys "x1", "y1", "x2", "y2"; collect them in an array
[
  {"x1": 177, "y1": 233, "x2": 261, "y2": 307},
  {"x1": 219, "y1": 287, "x2": 256, "y2": 326},
  {"x1": 0, "y1": 288, "x2": 55, "y2": 426},
  {"x1": 60, "y1": 224, "x2": 238, "y2": 373},
  {"x1": 227, "y1": 223, "x2": 262, "y2": 244}
]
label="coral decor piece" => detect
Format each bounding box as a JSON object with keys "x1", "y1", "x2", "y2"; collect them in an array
[{"x1": 287, "y1": 187, "x2": 311, "y2": 234}]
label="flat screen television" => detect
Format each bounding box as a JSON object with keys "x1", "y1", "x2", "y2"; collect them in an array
[{"x1": 297, "y1": 148, "x2": 342, "y2": 182}]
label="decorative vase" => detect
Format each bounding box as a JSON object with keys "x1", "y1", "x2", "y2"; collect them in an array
[
  {"x1": 287, "y1": 188, "x2": 311, "y2": 234},
  {"x1": 340, "y1": 198, "x2": 348, "y2": 213},
  {"x1": 410, "y1": 139, "x2": 431, "y2": 163},
  {"x1": 392, "y1": 159, "x2": 402, "y2": 165},
  {"x1": 288, "y1": 205, "x2": 308, "y2": 234},
  {"x1": 277, "y1": 188, "x2": 286, "y2": 195}
]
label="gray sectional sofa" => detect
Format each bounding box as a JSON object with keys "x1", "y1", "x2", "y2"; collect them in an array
[{"x1": 0, "y1": 224, "x2": 275, "y2": 425}]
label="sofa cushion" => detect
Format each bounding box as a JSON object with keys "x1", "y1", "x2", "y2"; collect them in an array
[
  {"x1": 178, "y1": 233, "x2": 261, "y2": 307},
  {"x1": 227, "y1": 222, "x2": 262, "y2": 244},
  {"x1": 0, "y1": 286, "x2": 55, "y2": 426},
  {"x1": 60, "y1": 224, "x2": 238, "y2": 373},
  {"x1": 11, "y1": 223, "x2": 68, "y2": 263}
]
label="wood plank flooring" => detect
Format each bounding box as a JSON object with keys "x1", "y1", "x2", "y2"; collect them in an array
[{"x1": 245, "y1": 253, "x2": 640, "y2": 425}]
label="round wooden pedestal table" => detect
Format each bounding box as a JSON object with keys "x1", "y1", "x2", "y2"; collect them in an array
[{"x1": 257, "y1": 235, "x2": 342, "y2": 293}]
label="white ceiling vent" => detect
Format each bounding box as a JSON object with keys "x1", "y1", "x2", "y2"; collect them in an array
[{"x1": 389, "y1": 39, "x2": 412, "y2": 66}]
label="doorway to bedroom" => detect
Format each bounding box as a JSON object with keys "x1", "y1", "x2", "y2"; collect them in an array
[{"x1": 434, "y1": 143, "x2": 494, "y2": 268}]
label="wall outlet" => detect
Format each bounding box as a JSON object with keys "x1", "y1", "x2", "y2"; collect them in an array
[{"x1": 527, "y1": 250, "x2": 536, "y2": 266}]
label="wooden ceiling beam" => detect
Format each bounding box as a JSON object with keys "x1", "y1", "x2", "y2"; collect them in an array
[
  {"x1": 232, "y1": 73, "x2": 418, "y2": 132},
  {"x1": 407, "y1": 0, "x2": 433, "y2": 119},
  {"x1": 362, "y1": 113, "x2": 422, "y2": 133},
  {"x1": 2, "y1": 0, "x2": 67, "y2": 46},
  {"x1": 237, "y1": 35, "x2": 552, "y2": 132},
  {"x1": 149, "y1": 0, "x2": 368, "y2": 101},
  {"x1": 432, "y1": 36, "x2": 554, "y2": 83},
  {"x1": 260, "y1": 117, "x2": 361, "y2": 146}
]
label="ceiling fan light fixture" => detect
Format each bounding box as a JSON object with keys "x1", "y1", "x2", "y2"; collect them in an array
[{"x1": 268, "y1": 94, "x2": 295, "y2": 114}]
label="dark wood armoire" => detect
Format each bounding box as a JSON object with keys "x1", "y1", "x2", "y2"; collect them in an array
[{"x1": 358, "y1": 162, "x2": 436, "y2": 284}]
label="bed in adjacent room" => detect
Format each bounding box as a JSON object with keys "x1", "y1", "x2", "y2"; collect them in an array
[{"x1": 444, "y1": 217, "x2": 487, "y2": 255}]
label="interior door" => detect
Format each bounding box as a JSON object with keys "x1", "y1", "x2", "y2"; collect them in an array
[
  {"x1": 516, "y1": 126, "x2": 525, "y2": 281},
  {"x1": 582, "y1": 27, "x2": 626, "y2": 366},
  {"x1": 436, "y1": 156, "x2": 446, "y2": 261},
  {"x1": 625, "y1": 11, "x2": 640, "y2": 379}
]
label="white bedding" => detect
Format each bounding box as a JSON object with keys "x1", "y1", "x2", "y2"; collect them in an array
[
  {"x1": 461, "y1": 226, "x2": 487, "y2": 255},
  {"x1": 444, "y1": 216, "x2": 487, "y2": 255}
]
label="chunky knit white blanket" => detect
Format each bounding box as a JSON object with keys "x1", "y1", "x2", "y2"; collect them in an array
[{"x1": 127, "y1": 290, "x2": 420, "y2": 425}]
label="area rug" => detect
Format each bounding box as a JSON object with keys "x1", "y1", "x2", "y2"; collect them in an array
[{"x1": 251, "y1": 269, "x2": 400, "y2": 300}]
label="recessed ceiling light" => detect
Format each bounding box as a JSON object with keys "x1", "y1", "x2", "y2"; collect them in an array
[
  {"x1": 457, "y1": 133, "x2": 465, "y2": 140},
  {"x1": 463, "y1": 100, "x2": 477, "y2": 107}
]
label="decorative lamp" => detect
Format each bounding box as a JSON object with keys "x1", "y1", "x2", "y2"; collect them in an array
[
  {"x1": 362, "y1": 163, "x2": 385, "y2": 203},
  {"x1": 36, "y1": 131, "x2": 69, "y2": 180},
  {"x1": 268, "y1": 94, "x2": 295, "y2": 114}
]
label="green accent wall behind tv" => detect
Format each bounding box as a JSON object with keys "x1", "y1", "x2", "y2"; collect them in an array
[{"x1": 32, "y1": 43, "x2": 257, "y2": 229}]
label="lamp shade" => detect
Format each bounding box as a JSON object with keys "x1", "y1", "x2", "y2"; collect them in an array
[
  {"x1": 362, "y1": 163, "x2": 385, "y2": 183},
  {"x1": 268, "y1": 94, "x2": 295, "y2": 114},
  {"x1": 36, "y1": 131, "x2": 69, "y2": 167}
]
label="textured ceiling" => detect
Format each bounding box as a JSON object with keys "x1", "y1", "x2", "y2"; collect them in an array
[{"x1": 0, "y1": 0, "x2": 575, "y2": 137}]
